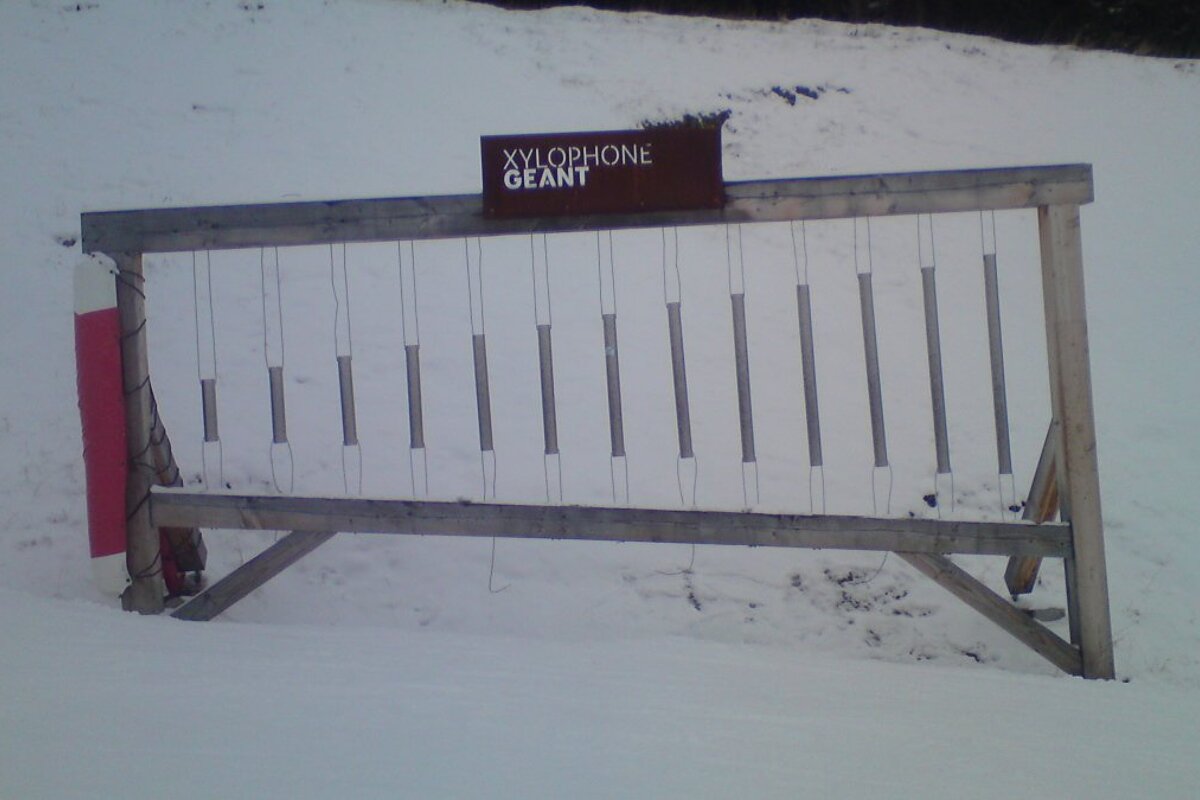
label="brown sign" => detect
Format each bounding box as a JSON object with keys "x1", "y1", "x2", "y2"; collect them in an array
[{"x1": 481, "y1": 127, "x2": 724, "y2": 218}]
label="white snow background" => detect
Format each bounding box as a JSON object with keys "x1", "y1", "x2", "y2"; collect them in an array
[{"x1": 1, "y1": 0, "x2": 1199, "y2": 797}]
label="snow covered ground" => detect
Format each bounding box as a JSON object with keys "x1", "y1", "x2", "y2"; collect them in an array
[{"x1": 2, "y1": 1, "x2": 1199, "y2": 796}]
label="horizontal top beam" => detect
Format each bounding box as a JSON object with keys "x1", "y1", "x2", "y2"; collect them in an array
[
  {"x1": 150, "y1": 490, "x2": 1072, "y2": 558},
  {"x1": 82, "y1": 164, "x2": 1093, "y2": 255}
]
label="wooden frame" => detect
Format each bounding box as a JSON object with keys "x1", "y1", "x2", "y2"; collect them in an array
[{"x1": 81, "y1": 163, "x2": 1114, "y2": 678}]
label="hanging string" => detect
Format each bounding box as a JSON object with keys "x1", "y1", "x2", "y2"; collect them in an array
[
  {"x1": 486, "y1": 534, "x2": 509, "y2": 594},
  {"x1": 464, "y1": 237, "x2": 505, "y2": 592},
  {"x1": 465, "y1": 237, "x2": 498, "y2": 501},
  {"x1": 192, "y1": 250, "x2": 224, "y2": 488},
  {"x1": 854, "y1": 218, "x2": 893, "y2": 516},
  {"x1": 546, "y1": 233, "x2": 565, "y2": 503},
  {"x1": 529, "y1": 234, "x2": 564, "y2": 504},
  {"x1": 790, "y1": 220, "x2": 826, "y2": 515},
  {"x1": 843, "y1": 219, "x2": 893, "y2": 583},
  {"x1": 192, "y1": 251, "x2": 208, "y2": 485},
  {"x1": 662, "y1": 227, "x2": 698, "y2": 509},
  {"x1": 659, "y1": 227, "x2": 698, "y2": 575},
  {"x1": 726, "y1": 224, "x2": 760, "y2": 509},
  {"x1": 917, "y1": 215, "x2": 955, "y2": 516},
  {"x1": 790, "y1": 222, "x2": 808, "y2": 286},
  {"x1": 656, "y1": 540, "x2": 697, "y2": 576},
  {"x1": 841, "y1": 552, "x2": 890, "y2": 586},
  {"x1": 331, "y1": 243, "x2": 363, "y2": 496},
  {"x1": 597, "y1": 230, "x2": 630, "y2": 505},
  {"x1": 398, "y1": 240, "x2": 429, "y2": 498},
  {"x1": 480, "y1": 243, "x2": 504, "y2": 592},
  {"x1": 261, "y1": 247, "x2": 294, "y2": 494},
  {"x1": 480, "y1": 263, "x2": 497, "y2": 502},
  {"x1": 980, "y1": 210, "x2": 1018, "y2": 518}
]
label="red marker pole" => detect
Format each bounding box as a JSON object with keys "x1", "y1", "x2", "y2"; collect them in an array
[{"x1": 74, "y1": 257, "x2": 129, "y2": 595}]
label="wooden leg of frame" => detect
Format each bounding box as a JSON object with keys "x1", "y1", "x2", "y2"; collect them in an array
[
  {"x1": 1038, "y1": 204, "x2": 1114, "y2": 679},
  {"x1": 172, "y1": 531, "x2": 335, "y2": 622},
  {"x1": 1063, "y1": 552, "x2": 1083, "y2": 647},
  {"x1": 115, "y1": 252, "x2": 165, "y2": 614},
  {"x1": 899, "y1": 552, "x2": 1082, "y2": 676}
]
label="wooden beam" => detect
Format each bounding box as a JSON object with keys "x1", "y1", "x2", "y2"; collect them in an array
[
  {"x1": 149, "y1": 491, "x2": 1071, "y2": 558},
  {"x1": 82, "y1": 164, "x2": 1093, "y2": 255},
  {"x1": 898, "y1": 553, "x2": 1082, "y2": 676},
  {"x1": 114, "y1": 253, "x2": 164, "y2": 614},
  {"x1": 1004, "y1": 423, "x2": 1059, "y2": 596},
  {"x1": 172, "y1": 531, "x2": 335, "y2": 622},
  {"x1": 1038, "y1": 203, "x2": 1114, "y2": 679}
]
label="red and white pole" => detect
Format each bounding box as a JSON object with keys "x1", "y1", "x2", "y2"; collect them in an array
[{"x1": 74, "y1": 257, "x2": 129, "y2": 595}]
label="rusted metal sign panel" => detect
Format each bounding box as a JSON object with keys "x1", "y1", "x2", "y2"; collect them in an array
[{"x1": 481, "y1": 127, "x2": 724, "y2": 218}]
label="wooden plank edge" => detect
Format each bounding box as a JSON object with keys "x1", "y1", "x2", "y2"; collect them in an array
[
  {"x1": 898, "y1": 552, "x2": 1082, "y2": 676},
  {"x1": 82, "y1": 164, "x2": 1093, "y2": 255},
  {"x1": 150, "y1": 491, "x2": 1071, "y2": 558}
]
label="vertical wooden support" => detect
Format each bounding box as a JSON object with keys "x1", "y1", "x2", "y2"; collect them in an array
[
  {"x1": 1038, "y1": 204, "x2": 1114, "y2": 679},
  {"x1": 114, "y1": 252, "x2": 166, "y2": 613}
]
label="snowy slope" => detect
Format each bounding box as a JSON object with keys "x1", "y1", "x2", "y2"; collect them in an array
[
  {"x1": 3, "y1": 587, "x2": 1197, "y2": 800},
  {"x1": 2, "y1": 1, "x2": 1199, "y2": 796}
]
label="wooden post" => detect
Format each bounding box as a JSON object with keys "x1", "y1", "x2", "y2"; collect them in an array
[
  {"x1": 1038, "y1": 204, "x2": 1114, "y2": 679},
  {"x1": 114, "y1": 252, "x2": 165, "y2": 613}
]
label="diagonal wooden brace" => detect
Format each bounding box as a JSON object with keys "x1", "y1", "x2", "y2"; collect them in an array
[
  {"x1": 900, "y1": 552, "x2": 1081, "y2": 676},
  {"x1": 1004, "y1": 423, "x2": 1060, "y2": 597},
  {"x1": 172, "y1": 531, "x2": 335, "y2": 622}
]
